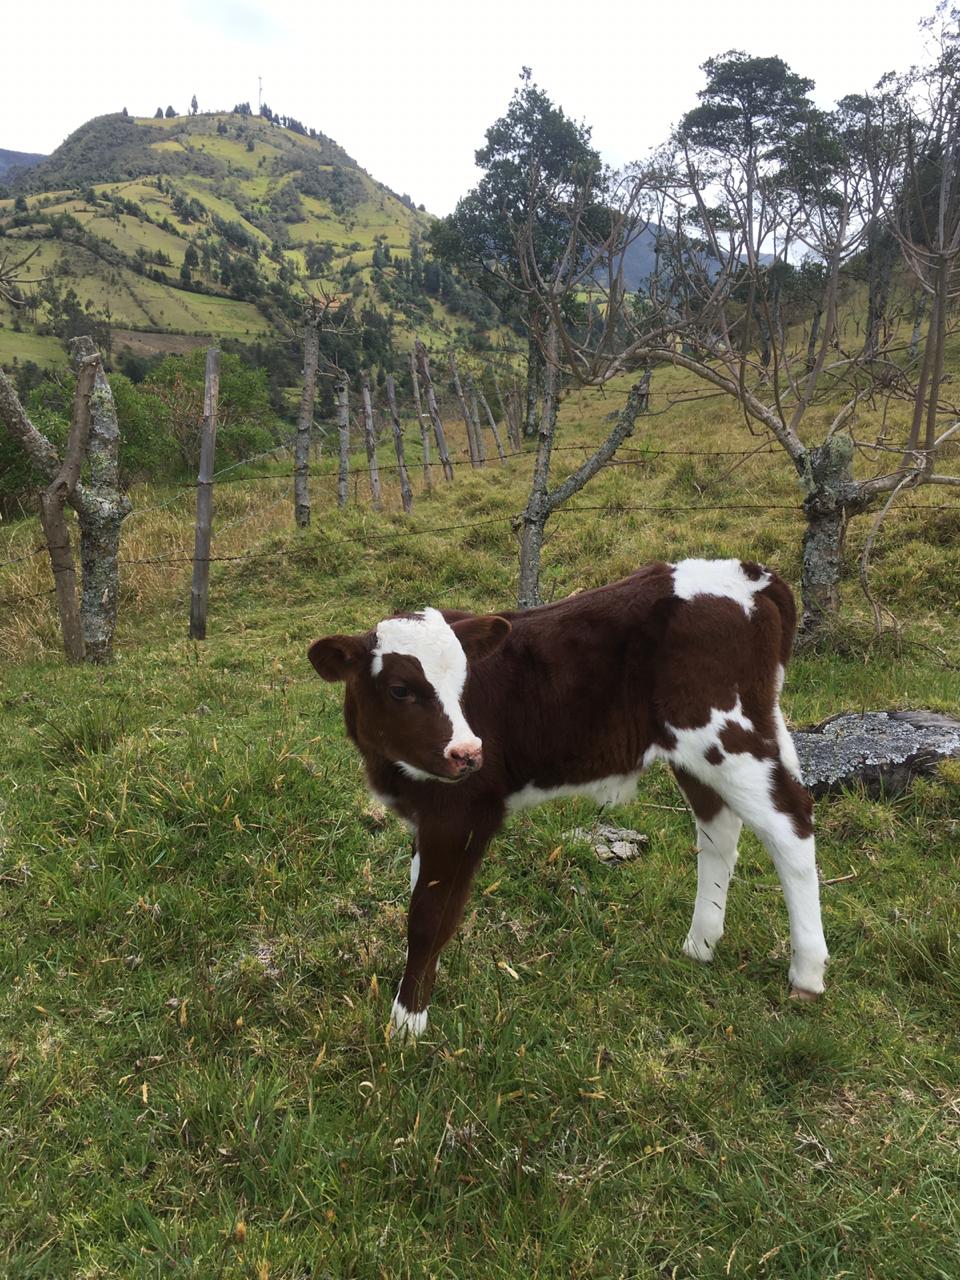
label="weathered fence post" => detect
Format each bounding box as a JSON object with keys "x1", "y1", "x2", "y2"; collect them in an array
[
  {"x1": 294, "y1": 315, "x2": 319, "y2": 528},
  {"x1": 336, "y1": 376, "x2": 350, "y2": 508},
  {"x1": 476, "y1": 383, "x2": 507, "y2": 464},
  {"x1": 38, "y1": 355, "x2": 96, "y2": 662},
  {"x1": 466, "y1": 371, "x2": 492, "y2": 465},
  {"x1": 490, "y1": 367, "x2": 514, "y2": 453},
  {"x1": 385, "y1": 374, "x2": 413, "y2": 513},
  {"x1": 449, "y1": 352, "x2": 481, "y2": 467},
  {"x1": 189, "y1": 348, "x2": 220, "y2": 641},
  {"x1": 415, "y1": 340, "x2": 454, "y2": 482},
  {"x1": 361, "y1": 373, "x2": 382, "y2": 512},
  {"x1": 409, "y1": 348, "x2": 431, "y2": 491}
]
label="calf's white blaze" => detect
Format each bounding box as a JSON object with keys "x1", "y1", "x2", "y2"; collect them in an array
[
  {"x1": 672, "y1": 558, "x2": 770, "y2": 616},
  {"x1": 372, "y1": 608, "x2": 481, "y2": 762}
]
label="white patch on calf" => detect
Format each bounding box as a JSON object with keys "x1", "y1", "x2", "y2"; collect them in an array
[
  {"x1": 410, "y1": 851, "x2": 420, "y2": 893},
  {"x1": 672, "y1": 558, "x2": 770, "y2": 616},
  {"x1": 391, "y1": 997, "x2": 427, "y2": 1040},
  {"x1": 664, "y1": 701, "x2": 828, "y2": 995},
  {"x1": 373, "y1": 608, "x2": 480, "y2": 759},
  {"x1": 506, "y1": 771, "x2": 640, "y2": 813}
]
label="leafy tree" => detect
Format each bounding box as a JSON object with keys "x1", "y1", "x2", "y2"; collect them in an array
[
  {"x1": 430, "y1": 68, "x2": 607, "y2": 436},
  {"x1": 190, "y1": 94, "x2": 199, "y2": 116},
  {"x1": 141, "y1": 350, "x2": 282, "y2": 470},
  {"x1": 165, "y1": 105, "x2": 176, "y2": 119},
  {"x1": 154, "y1": 107, "x2": 163, "y2": 119}
]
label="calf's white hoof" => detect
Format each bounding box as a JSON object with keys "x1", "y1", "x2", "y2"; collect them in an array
[
  {"x1": 788, "y1": 954, "x2": 828, "y2": 999},
  {"x1": 390, "y1": 998, "x2": 427, "y2": 1042},
  {"x1": 683, "y1": 932, "x2": 720, "y2": 963}
]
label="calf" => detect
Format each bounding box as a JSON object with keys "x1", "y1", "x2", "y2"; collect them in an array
[{"x1": 309, "y1": 559, "x2": 828, "y2": 1039}]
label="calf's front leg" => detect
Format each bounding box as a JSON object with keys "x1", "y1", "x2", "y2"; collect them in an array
[{"x1": 391, "y1": 809, "x2": 501, "y2": 1040}]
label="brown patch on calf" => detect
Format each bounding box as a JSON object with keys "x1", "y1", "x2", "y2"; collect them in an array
[
  {"x1": 672, "y1": 766, "x2": 724, "y2": 823},
  {"x1": 719, "y1": 720, "x2": 777, "y2": 760},
  {"x1": 704, "y1": 744, "x2": 723, "y2": 766},
  {"x1": 771, "y1": 762, "x2": 815, "y2": 839}
]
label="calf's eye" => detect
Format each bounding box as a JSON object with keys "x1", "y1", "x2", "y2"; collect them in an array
[{"x1": 389, "y1": 684, "x2": 411, "y2": 702}]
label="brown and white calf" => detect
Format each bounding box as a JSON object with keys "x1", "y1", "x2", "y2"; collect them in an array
[{"x1": 309, "y1": 560, "x2": 828, "y2": 1039}]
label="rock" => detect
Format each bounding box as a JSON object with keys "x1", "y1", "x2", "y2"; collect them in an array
[
  {"x1": 792, "y1": 710, "x2": 960, "y2": 798},
  {"x1": 564, "y1": 823, "x2": 649, "y2": 861}
]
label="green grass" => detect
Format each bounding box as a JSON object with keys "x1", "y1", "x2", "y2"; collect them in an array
[{"x1": 1, "y1": 372, "x2": 959, "y2": 1276}]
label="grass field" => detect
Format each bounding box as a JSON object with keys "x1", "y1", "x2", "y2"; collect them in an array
[{"x1": 1, "y1": 371, "x2": 959, "y2": 1277}]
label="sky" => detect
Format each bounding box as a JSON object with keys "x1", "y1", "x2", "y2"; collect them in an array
[{"x1": 4, "y1": 0, "x2": 939, "y2": 215}]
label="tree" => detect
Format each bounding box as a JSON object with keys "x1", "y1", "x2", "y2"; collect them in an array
[
  {"x1": 430, "y1": 68, "x2": 607, "y2": 438},
  {"x1": 165, "y1": 105, "x2": 176, "y2": 119},
  {"x1": 154, "y1": 107, "x2": 163, "y2": 119},
  {"x1": 190, "y1": 94, "x2": 199, "y2": 116},
  {"x1": 525, "y1": 44, "x2": 959, "y2": 636}
]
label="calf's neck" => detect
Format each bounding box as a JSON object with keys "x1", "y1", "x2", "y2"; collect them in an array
[{"x1": 309, "y1": 559, "x2": 829, "y2": 1039}]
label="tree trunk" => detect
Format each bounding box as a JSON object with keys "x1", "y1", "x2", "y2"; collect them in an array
[
  {"x1": 449, "y1": 352, "x2": 481, "y2": 466},
  {"x1": 517, "y1": 358, "x2": 648, "y2": 610},
  {"x1": 409, "y1": 348, "x2": 431, "y2": 490},
  {"x1": 385, "y1": 374, "x2": 413, "y2": 513},
  {"x1": 525, "y1": 333, "x2": 541, "y2": 438},
  {"x1": 361, "y1": 375, "x2": 382, "y2": 511},
  {"x1": 805, "y1": 302, "x2": 823, "y2": 375},
  {"x1": 38, "y1": 357, "x2": 96, "y2": 662},
  {"x1": 864, "y1": 223, "x2": 897, "y2": 359},
  {"x1": 336, "y1": 377, "x2": 350, "y2": 508},
  {"x1": 189, "y1": 349, "x2": 220, "y2": 641},
  {"x1": 415, "y1": 341, "x2": 454, "y2": 481},
  {"x1": 294, "y1": 318, "x2": 319, "y2": 528},
  {"x1": 799, "y1": 433, "x2": 855, "y2": 636},
  {"x1": 67, "y1": 338, "x2": 132, "y2": 662}
]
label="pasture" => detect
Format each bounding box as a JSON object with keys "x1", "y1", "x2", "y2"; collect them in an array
[{"x1": 1, "y1": 374, "x2": 959, "y2": 1277}]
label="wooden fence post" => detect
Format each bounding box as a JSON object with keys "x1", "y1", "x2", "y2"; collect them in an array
[
  {"x1": 361, "y1": 374, "x2": 382, "y2": 512},
  {"x1": 409, "y1": 348, "x2": 431, "y2": 491},
  {"x1": 189, "y1": 348, "x2": 220, "y2": 641},
  {"x1": 415, "y1": 340, "x2": 454, "y2": 481},
  {"x1": 385, "y1": 374, "x2": 413, "y2": 513},
  {"x1": 294, "y1": 316, "x2": 319, "y2": 527},
  {"x1": 336, "y1": 377, "x2": 350, "y2": 508},
  {"x1": 465, "y1": 371, "x2": 489, "y2": 465},
  {"x1": 450, "y1": 352, "x2": 481, "y2": 466},
  {"x1": 476, "y1": 384, "x2": 507, "y2": 463},
  {"x1": 491, "y1": 366, "x2": 521, "y2": 452}
]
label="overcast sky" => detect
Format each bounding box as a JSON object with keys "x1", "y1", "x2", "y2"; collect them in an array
[{"x1": 5, "y1": 0, "x2": 938, "y2": 215}]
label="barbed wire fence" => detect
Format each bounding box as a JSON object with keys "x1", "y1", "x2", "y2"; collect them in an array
[{"x1": 2, "y1": 370, "x2": 959, "y2": 637}]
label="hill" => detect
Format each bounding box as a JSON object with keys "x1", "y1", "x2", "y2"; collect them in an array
[
  {"x1": 0, "y1": 148, "x2": 46, "y2": 180},
  {"x1": 0, "y1": 110, "x2": 501, "y2": 370}
]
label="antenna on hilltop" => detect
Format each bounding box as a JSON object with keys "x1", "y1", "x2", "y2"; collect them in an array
[{"x1": 258, "y1": 76, "x2": 263, "y2": 112}]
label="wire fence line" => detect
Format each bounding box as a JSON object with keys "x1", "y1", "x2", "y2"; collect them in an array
[
  {"x1": 5, "y1": 494, "x2": 959, "y2": 612},
  {"x1": 3, "y1": 402, "x2": 959, "y2": 616}
]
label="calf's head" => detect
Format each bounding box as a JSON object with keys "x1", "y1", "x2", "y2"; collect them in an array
[{"x1": 308, "y1": 608, "x2": 510, "y2": 781}]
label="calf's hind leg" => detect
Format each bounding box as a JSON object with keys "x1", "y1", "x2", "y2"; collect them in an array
[{"x1": 673, "y1": 767, "x2": 742, "y2": 964}]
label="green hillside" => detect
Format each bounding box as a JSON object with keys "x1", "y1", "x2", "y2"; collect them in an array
[{"x1": 0, "y1": 110, "x2": 500, "y2": 368}]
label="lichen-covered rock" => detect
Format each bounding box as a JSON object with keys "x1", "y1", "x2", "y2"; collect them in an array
[{"x1": 793, "y1": 711, "x2": 960, "y2": 798}]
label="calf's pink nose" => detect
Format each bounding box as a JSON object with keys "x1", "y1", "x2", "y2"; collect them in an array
[{"x1": 445, "y1": 740, "x2": 483, "y2": 773}]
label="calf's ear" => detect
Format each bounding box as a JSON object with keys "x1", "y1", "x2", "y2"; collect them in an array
[
  {"x1": 307, "y1": 634, "x2": 369, "y2": 681},
  {"x1": 452, "y1": 614, "x2": 511, "y2": 662}
]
